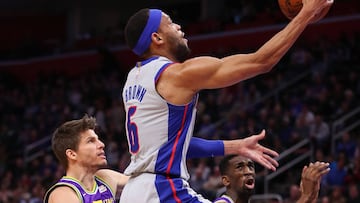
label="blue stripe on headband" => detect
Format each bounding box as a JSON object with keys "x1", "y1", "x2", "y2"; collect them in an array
[{"x1": 133, "y1": 9, "x2": 162, "y2": 56}]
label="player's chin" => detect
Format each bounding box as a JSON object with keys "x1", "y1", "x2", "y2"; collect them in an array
[
  {"x1": 98, "y1": 158, "x2": 108, "y2": 165},
  {"x1": 99, "y1": 162, "x2": 108, "y2": 168},
  {"x1": 239, "y1": 188, "x2": 255, "y2": 199}
]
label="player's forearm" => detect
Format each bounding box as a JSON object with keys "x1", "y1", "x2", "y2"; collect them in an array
[
  {"x1": 217, "y1": 8, "x2": 313, "y2": 88},
  {"x1": 223, "y1": 139, "x2": 244, "y2": 155},
  {"x1": 254, "y1": 9, "x2": 312, "y2": 69}
]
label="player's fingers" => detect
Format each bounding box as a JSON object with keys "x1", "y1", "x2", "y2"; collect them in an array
[
  {"x1": 316, "y1": 162, "x2": 329, "y2": 170},
  {"x1": 257, "y1": 156, "x2": 276, "y2": 171},
  {"x1": 254, "y1": 129, "x2": 266, "y2": 141},
  {"x1": 261, "y1": 145, "x2": 279, "y2": 158},
  {"x1": 263, "y1": 153, "x2": 279, "y2": 168},
  {"x1": 315, "y1": 162, "x2": 330, "y2": 177},
  {"x1": 309, "y1": 162, "x2": 330, "y2": 178},
  {"x1": 318, "y1": 167, "x2": 331, "y2": 176},
  {"x1": 303, "y1": 163, "x2": 317, "y2": 179},
  {"x1": 301, "y1": 165, "x2": 308, "y2": 178},
  {"x1": 326, "y1": 0, "x2": 334, "y2": 5}
]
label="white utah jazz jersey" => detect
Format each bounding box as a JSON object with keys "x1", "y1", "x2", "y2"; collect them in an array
[{"x1": 122, "y1": 56, "x2": 198, "y2": 180}]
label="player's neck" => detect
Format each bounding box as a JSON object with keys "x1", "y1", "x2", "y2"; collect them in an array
[
  {"x1": 225, "y1": 190, "x2": 248, "y2": 203},
  {"x1": 146, "y1": 48, "x2": 178, "y2": 62},
  {"x1": 66, "y1": 166, "x2": 97, "y2": 190}
]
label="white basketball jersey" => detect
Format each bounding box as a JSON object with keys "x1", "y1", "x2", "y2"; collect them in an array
[{"x1": 122, "y1": 56, "x2": 198, "y2": 180}]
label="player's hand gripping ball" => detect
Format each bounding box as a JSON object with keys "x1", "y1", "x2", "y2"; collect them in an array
[{"x1": 278, "y1": 0, "x2": 332, "y2": 23}]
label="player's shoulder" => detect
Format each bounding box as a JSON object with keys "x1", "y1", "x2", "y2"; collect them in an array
[
  {"x1": 213, "y1": 200, "x2": 230, "y2": 203},
  {"x1": 47, "y1": 185, "x2": 79, "y2": 203},
  {"x1": 212, "y1": 195, "x2": 234, "y2": 203},
  {"x1": 213, "y1": 200, "x2": 228, "y2": 203}
]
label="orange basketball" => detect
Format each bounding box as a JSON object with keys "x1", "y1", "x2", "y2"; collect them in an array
[{"x1": 278, "y1": 0, "x2": 332, "y2": 23}]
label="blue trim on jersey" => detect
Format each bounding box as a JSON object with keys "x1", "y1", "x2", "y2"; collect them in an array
[
  {"x1": 154, "y1": 100, "x2": 196, "y2": 202},
  {"x1": 155, "y1": 175, "x2": 204, "y2": 203},
  {"x1": 155, "y1": 62, "x2": 173, "y2": 83},
  {"x1": 155, "y1": 100, "x2": 195, "y2": 176},
  {"x1": 138, "y1": 56, "x2": 160, "y2": 67}
]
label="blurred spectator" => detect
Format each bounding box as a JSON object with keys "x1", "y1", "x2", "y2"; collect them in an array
[
  {"x1": 105, "y1": 140, "x2": 121, "y2": 169},
  {"x1": 324, "y1": 152, "x2": 348, "y2": 187},
  {"x1": 296, "y1": 104, "x2": 315, "y2": 126},
  {"x1": 283, "y1": 184, "x2": 301, "y2": 203},
  {"x1": 329, "y1": 186, "x2": 347, "y2": 203},
  {"x1": 309, "y1": 113, "x2": 330, "y2": 150},
  {"x1": 320, "y1": 196, "x2": 330, "y2": 203},
  {"x1": 347, "y1": 184, "x2": 360, "y2": 203},
  {"x1": 202, "y1": 166, "x2": 223, "y2": 200},
  {"x1": 345, "y1": 156, "x2": 360, "y2": 185},
  {"x1": 0, "y1": 184, "x2": 13, "y2": 203},
  {"x1": 289, "y1": 115, "x2": 309, "y2": 147},
  {"x1": 197, "y1": 114, "x2": 217, "y2": 137},
  {"x1": 336, "y1": 132, "x2": 357, "y2": 160},
  {"x1": 189, "y1": 159, "x2": 211, "y2": 193}
]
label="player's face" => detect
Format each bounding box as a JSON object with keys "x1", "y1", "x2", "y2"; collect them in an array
[
  {"x1": 227, "y1": 156, "x2": 256, "y2": 197},
  {"x1": 75, "y1": 129, "x2": 107, "y2": 169},
  {"x1": 158, "y1": 13, "x2": 190, "y2": 62}
]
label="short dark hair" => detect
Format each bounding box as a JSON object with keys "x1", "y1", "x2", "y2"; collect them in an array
[
  {"x1": 52, "y1": 114, "x2": 97, "y2": 169},
  {"x1": 124, "y1": 8, "x2": 150, "y2": 51},
  {"x1": 219, "y1": 154, "x2": 238, "y2": 175}
]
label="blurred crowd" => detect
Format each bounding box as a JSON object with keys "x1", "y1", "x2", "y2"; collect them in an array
[
  {"x1": 1, "y1": 11, "x2": 360, "y2": 203},
  {"x1": 1, "y1": 0, "x2": 359, "y2": 61}
]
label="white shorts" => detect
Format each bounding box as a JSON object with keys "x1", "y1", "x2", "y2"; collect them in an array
[{"x1": 119, "y1": 173, "x2": 211, "y2": 203}]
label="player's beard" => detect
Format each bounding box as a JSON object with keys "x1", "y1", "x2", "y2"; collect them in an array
[
  {"x1": 169, "y1": 36, "x2": 191, "y2": 62},
  {"x1": 237, "y1": 187, "x2": 255, "y2": 201}
]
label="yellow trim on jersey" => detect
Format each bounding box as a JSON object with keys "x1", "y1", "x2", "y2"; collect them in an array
[{"x1": 62, "y1": 176, "x2": 97, "y2": 193}]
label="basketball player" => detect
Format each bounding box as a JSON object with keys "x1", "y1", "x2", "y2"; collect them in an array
[
  {"x1": 121, "y1": 0, "x2": 333, "y2": 202},
  {"x1": 43, "y1": 115, "x2": 129, "y2": 203},
  {"x1": 213, "y1": 155, "x2": 330, "y2": 203},
  {"x1": 213, "y1": 155, "x2": 256, "y2": 203}
]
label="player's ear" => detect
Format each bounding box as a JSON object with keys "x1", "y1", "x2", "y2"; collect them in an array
[
  {"x1": 66, "y1": 149, "x2": 77, "y2": 160},
  {"x1": 152, "y1": 32, "x2": 163, "y2": 44},
  {"x1": 222, "y1": 175, "x2": 230, "y2": 186}
]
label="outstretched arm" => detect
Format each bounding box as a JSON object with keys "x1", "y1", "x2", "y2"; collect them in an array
[
  {"x1": 187, "y1": 130, "x2": 279, "y2": 171},
  {"x1": 158, "y1": 0, "x2": 334, "y2": 101},
  {"x1": 297, "y1": 161, "x2": 330, "y2": 203}
]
